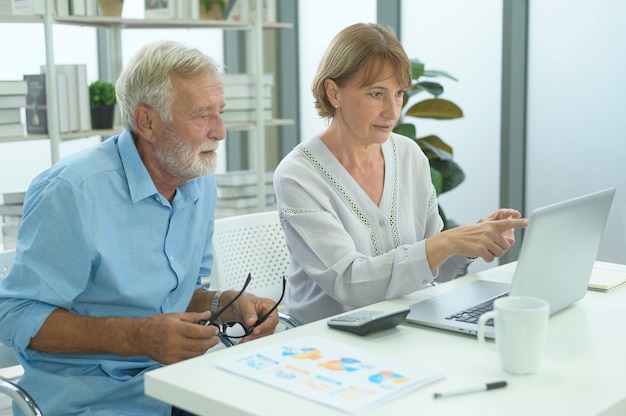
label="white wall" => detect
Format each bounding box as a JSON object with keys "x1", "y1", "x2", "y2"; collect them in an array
[
  {"x1": 526, "y1": 0, "x2": 626, "y2": 263},
  {"x1": 297, "y1": 0, "x2": 377, "y2": 141}
]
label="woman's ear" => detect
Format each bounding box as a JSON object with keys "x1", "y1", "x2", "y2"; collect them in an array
[{"x1": 324, "y1": 79, "x2": 340, "y2": 108}]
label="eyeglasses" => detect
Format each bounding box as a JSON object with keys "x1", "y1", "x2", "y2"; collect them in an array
[{"x1": 205, "y1": 273, "x2": 286, "y2": 346}]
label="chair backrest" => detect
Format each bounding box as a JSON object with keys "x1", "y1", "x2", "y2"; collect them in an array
[
  {"x1": 0, "y1": 249, "x2": 16, "y2": 281},
  {"x1": 209, "y1": 210, "x2": 289, "y2": 302},
  {"x1": 0, "y1": 249, "x2": 22, "y2": 375}
]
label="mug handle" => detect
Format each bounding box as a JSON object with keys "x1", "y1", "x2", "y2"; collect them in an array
[{"x1": 477, "y1": 310, "x2": 498, "y2": 350}]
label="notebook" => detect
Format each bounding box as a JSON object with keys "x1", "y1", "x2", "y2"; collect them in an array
[
  {"x1": 588, "y1": 261, "x2": 626, "y2": 292},
  {"x1": 405, "y1": 187, "x2": 616, "y2": 338}
]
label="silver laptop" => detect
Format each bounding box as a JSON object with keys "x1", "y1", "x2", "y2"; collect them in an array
[{"x1": 405, "y1": 187, "x2": 616, "y2": 338}]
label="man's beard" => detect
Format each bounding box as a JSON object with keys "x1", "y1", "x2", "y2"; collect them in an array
[{"x1": 154, "y1": 125, "x2": 219, "y2": 179}]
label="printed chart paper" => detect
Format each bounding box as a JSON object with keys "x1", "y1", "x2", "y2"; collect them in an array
[{"x1": 215, "y1": 335, "x2": 444, "y2": 413}]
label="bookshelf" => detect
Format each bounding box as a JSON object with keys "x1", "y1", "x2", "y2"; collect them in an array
[{"x1": 0, "y1": 0, "x2": 294, "y2": 213}]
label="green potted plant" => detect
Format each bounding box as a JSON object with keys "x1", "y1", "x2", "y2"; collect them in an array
[
  {"x1": 393, "y1": 59, "x2": 464, "y2": 229},
  {"x1": 97, "y1": 0, "x2": 124, "y2": 17},
  {"x1": 199, "y1": 0, "x2": 226, "y2": 19},
  {"x1": 89, "y1": 80, "x2": 116, "y2": 130}
]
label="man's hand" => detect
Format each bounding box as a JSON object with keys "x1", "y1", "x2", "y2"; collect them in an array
[
  {"x1": 217, "y1": 292, "x2": 280, "y2": 342},
  {"x1": 134, "y1": 311, "x2": 221, "y2": 364}
]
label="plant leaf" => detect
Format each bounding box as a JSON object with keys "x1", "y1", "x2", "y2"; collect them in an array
[
  {"x1": 411, "y1": 59, "x2": 425, "y2": 80},
  {"x1": 430, "y1": 159, "x2": 465, "y2": 194},
  {"x1": 422, "y1": 69, "x2": 458, "y2": 82},
  {"x1": 393, "y1": 123, "x2": 416, "y2": 139},
  {"x1": 416, "y1": 135, "x2": 453, "y2": 160},
  {"x1": 415, "y1": 81, "x2": 444, "y2": 97},
  {"x1": 405, "y1": 98, "x2": 463, "y2": 120},
  {"x1": 430, "y1": 166, "x2": 443, "y2": 195}
]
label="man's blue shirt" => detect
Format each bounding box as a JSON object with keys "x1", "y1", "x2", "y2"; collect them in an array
[{"x1": 0, "y1": 130, "x2": 216, "y2": 415}]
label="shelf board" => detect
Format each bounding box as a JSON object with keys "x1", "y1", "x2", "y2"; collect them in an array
[
  {"x1": 55, "y1": 16, "x2": 251, "y2": 29},
  {"x1": 0, "y1": 135, "x2": 42, "y2": 143},
  {"x1": 0, "y1": 129, "x2": 118, "y2": 144},
  {"x1": 224, "y1": 118, "x2": 295, "y2": 130},
  {"x1": 0, "y1": 15, "x2": 293, "y2": 30},
  {"x1": 0, "y1": 120, "x2": 294, "y2": 143}
]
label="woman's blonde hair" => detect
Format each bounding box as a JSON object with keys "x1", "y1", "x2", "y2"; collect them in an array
[{"x1": 312, "y1": 23, "x2": 412, "y2": 119}]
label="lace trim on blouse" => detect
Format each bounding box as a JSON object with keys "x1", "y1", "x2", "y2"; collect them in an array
[{"x1": 295, "y1": 136, "x2": 402, "y2": 255}]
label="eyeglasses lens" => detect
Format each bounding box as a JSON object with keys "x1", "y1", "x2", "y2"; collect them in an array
[{"x1": 221, "y1": 321, "x2": 247, "y2": 338}]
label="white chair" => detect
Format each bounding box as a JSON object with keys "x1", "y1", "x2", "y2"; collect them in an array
[
  {"x1": 208, "y1": 210, "x2": 300, "y2": 329},
  {"x1": 0, "y1": 249, "x2": 43, "y2": 416}
]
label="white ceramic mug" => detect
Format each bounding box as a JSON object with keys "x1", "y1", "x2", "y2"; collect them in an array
[{"x1": 477, "y1": 296, "x2": 549, "y2": 375}]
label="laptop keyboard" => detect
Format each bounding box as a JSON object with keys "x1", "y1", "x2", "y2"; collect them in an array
[{"x1": 445, "y1": 293, "x2": 509, "y2": 326}]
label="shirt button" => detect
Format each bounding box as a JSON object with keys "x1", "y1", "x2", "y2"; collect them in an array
[
  {"x1": 379, "y1": 220, "x2": 385, "y2": 226},
  {"x1": 154, "y1": 196, "x2": 160, "y2": 202},
  {"x1": 169, "y1": 256, "x2": 174, "y2": 261}
]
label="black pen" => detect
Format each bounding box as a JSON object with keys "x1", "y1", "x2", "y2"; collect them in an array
[{"x1": 433, "y1": 380, "x2": 507, "y2": 399}]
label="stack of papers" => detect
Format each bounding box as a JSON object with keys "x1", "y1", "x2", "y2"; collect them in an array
[{"x1": 216, "y1": 335, "x2": 444, "y2": 413}]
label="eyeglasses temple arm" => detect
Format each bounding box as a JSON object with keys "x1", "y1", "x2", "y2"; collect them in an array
[
  {"x1": 205, "y1": 273, "x2": 252, "y2": 325},
  {"x1": 249, "y1": 276, "x2": 286, "y2": 330}
]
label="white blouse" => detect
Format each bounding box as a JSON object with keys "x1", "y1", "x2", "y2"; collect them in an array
[{"x1": 274, "y1": 133, "x2": 467, "y2": 324}]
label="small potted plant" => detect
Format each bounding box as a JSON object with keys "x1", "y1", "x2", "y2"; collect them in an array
[
  {"x1": 89, "y1": 80, "x2": 116, "y2": 130},
  {"x1": 199, "y1": 0, "x2": 226, "y2": 20},
  {"x1": 98, "y1": 0, "x2": 124, "y2": 17}
]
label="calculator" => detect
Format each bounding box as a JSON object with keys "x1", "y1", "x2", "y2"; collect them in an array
[{"x1": 326, "y1": 308, "x2": 410, "y2": 336}]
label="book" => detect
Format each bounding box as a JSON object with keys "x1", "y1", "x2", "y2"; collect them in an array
[
  {"x1": 2, "y1": 224, "x2": 19, "y2": 250},
  {"x1": 215, "y1": 204, "x2": 277, "y2": 219},
  {"x1": 144, "y1": 0, "x2": 175, "y2": 19},
  {"x1": 0, "y1": 80, "x2": 28, "y2": 96},
  {"x1": 216, "y1": 194, "x2": 275, "y2": 209},
  {"x1": 0, "y1": 108, "x2": 22, "y2": 124},
  {"x1": 174, "y1": 0, "x2": 186, "y2": 19},
  {"x1": 226, "y1": 97, "x2": 272, "y2": 111},
  {"x1": 588, "y1": 261, "x2": 626, "y2": 292},
  {"x1": 74, "y1": 64, "x2": 91, "y2": 131},
  {"x1": 215, "y1": 170, "x2": 274, "y2": 187},
  {"x1": 222, "y1": 73, "x2": 274, "y2": 99},
  {"x1": 40, "y1": 64, "x2": 82, "y2": 132},
  {"x1": 0, "y1": 95, "x2": 27, "y2": 109},
  {"x1": 23, "y1": 74, "x2": 47, "y2": 134},
  {"x1": 223, "y1": 84, "x2": 273, "y2": 99},
  {"x1": 187, "y1": 0, "x2": 199, "y2": 19},
  {"x1": 0, "y1": 122, "x2": 25, "y2": 138},
  {"x1": 55, "y1": 72, "x2": 71, "y2": 133},
  {"x1": 69, "y1": 0, "x2": 85, "y2": 15},
  {"x1": 0, "y1": 0, "x2": 34, "y2": 15},
  {"x1": 85, "y1": 0, "x2": 96, "y2": 16},
  {"x1": 216, "y1": 335, "x2": 444, "y2": 414},
  {"x1": 221, "y1": 109, "x2": 272, "y2": 123},
  {"x1": 32, "y1": 0, "x2": 44, "y2": 13},
  {"x1": 0, "y1": 204, "x2": 23, "y2": 217},
  {"x1": 217, "y1": 183, "x2": 274, "y2": 199},
  {"x1": 221, "y1": 73, "x2": 274, "y2": 86},
  {"x1": 2, "y1": 190, "x2": 26, "y2": 205},
  {"x1": 54, "y1": 0, "x2": 70, "y2": 16}
]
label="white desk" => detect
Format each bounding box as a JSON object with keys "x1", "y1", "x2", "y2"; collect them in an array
[{"x1": 145, "y1": 262, "x2": 626, "y2": 416}]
